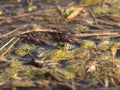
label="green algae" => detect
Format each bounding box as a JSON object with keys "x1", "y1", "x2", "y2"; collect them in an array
[
  {"x1": 14, "y1": 44, "x2": 36, "y2": 56},
  {"x1": 65, "y1": 61, "x2": 80, "y2": 73},
  {"x1": 65, "y1": 60, "x2": 85, "y2": 78},
  {"x1": 27, "y1": 5, "x2": 37, "y2": 12},
  {"x1": 48, "y1": 49, "x2": 74, "y2": 61},
  {"x1": 97, "y1": 38, "x2": 113, "y2": 51},
  {"x1": 80, "y1": 40, "x2": 96, "y2": 49},
  {"x1": 0, "y1": 60, "x2": 30, "y2": 83},
  {"x1": 62, "y1": 8, "x2": 72, "y2": 16}
]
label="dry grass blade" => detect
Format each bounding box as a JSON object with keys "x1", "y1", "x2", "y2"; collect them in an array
[
  {"x1": 1, "y1": 37, "x2": 19, "y2": 56},
  {"x1": 0, "y1": 37, "x2": 15, "y2": 51},
  {"x1": 71, "y1": 79, "x2": 76, "y2": 90},
  {"x1": 20, "y1": 28, "x2": 57, "y2": 35},
  {"x1": 56, "y1": 5, "x2": 63, "y2": 16},
  {"x1": 75, "y1": 32, "x2": 119, "y2": 37},
  {"x1": 111, "y1": 42, "x2": 120, "y2": 57},
  {"x1": 88, "y1": 7, "x2": 98, "y2": 25},
  {"x1": 67, "y1": 7, "x2": 85, "y2": 20}
]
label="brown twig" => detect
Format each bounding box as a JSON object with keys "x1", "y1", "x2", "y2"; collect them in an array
[
  {"x1": 19, "y1": 28, "x2": 58, "y2": 35},
  {"x1": 75, "y1": 32, "x2": 120, "y2": 38},
  {"x1": 71, "y1": 79, "x2": 76, "y2": 90}
]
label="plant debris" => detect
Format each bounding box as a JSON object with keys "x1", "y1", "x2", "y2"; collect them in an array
[{"x1": 0, "y1": 0, "x2": 120, "y2": 90}]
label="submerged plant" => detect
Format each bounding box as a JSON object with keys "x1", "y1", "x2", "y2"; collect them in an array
[
  {"x1": 0, "y1": 60, "x2": 31, "y2": 84},
  {"x1": 85, "y1": 55, "x2": 120, "y2": 87},
  {"x1": 54, "y1": 67, "x2": 75, "y2": 80},
  {"x1": 65, "y1": 60, "x2": 85, "y2": 78},
  {"x1": 65, "y1": 60, "x2": 80, "y2": 73}
]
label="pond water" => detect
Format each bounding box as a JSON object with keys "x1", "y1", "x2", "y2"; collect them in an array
[{"x1": 0, "y1": 0, "x2": 120, "y2": 90}]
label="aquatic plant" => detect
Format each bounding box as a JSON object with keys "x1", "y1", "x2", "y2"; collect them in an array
[{"x1": 48, "y1": 49, "x2": 74, "y2": 61}]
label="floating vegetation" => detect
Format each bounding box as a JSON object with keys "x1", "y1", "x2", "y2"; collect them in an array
[
  {"x1": 73, "y1": 24, "x2": 88, "y2": 31},
  {"x1": 80, "y1": 40, "x2": 96, "y2": 49},
  {"x1": 14, "y1": 44, "x2": 36, "y2": 56},
  {"x1": 65, "y1": 60, "x2": 81, "y2": 73},
  {"x1": 54, "y1": 67, "x2": 75, "y2": 79},
  {"x1": 0, "y1": 60, "x2": 31, "y2": 83},
  {"x1": 48, "y1": 49, "x2": 74, "y2": 61},
  {"x1": 65, "y1": 60, "x2": 85, "y2": 79},
  {"x1": 85, "y1": 57, "x2": 120, "y2": 87},
  {"x1": 9, "y1": 60, "x2": 24, "y2": 69},
  {"x1": 62, "y1": 8, "x2": 72, "y2": 16},
  {"x1": 0, "y1": 0, "x2": 120, "y2": 89},
  {"x1": 97, "y1": 38, "x2": 113, "y2": 50},
  {"x1": 74, "y1": 48, "x2": 89, "y2": 59},
  {"x1": 27, "y1": 5, "x2": 37, "y2": 12},
  {"x1": 93, "y1": 6, "x2": 109, "y2": 15}
]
